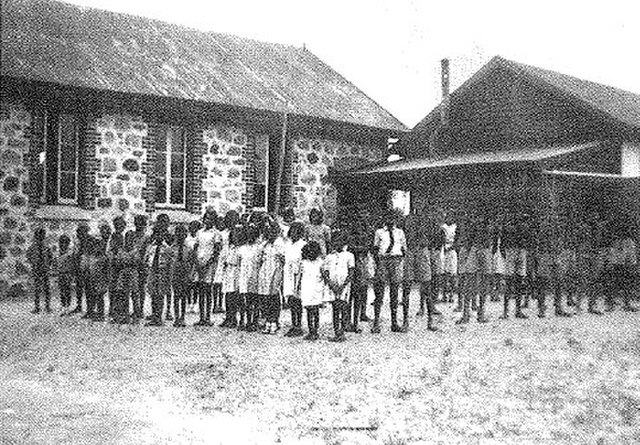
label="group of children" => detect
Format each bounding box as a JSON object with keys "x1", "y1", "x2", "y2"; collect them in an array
[{"x1": 25, "y1": 205, "x2": 639, "y2": 340}]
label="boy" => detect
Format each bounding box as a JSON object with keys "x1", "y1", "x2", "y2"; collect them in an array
[
  {"x1": 107, "y1": 216, "x2": 126, "y2": 320},
  {"x1": 116, "y1": 231, "x2": 141, "y2": 324},
  {"x1": 145, "y1": 214, "x2": 172, "y2": 326},
  {"x1": 186, "y1": 220, "x2": 201, "y2": 313},
  {"x1": 70, "y1": 223, "x2": 91, "y2": 315},
  {"x1": 130, "y1": 215, "x2": 149, "y2": 320},
  {"x1": 171, "y1": 224, "x2": 196, "y2": 327},
  {"x1": 56, "y1": 234, "x2": 75, "y2": 314},
  {"x1": 323, "y1": 231, "x2": 355, "y2": 342},
  {"x1": 194, "y1": 208, "x2": 221, "y2": 326},
  {"x1": 26, "y1": 227, "x2": 52, "y2": 313}
]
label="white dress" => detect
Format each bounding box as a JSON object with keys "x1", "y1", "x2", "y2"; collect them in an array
[
  {"x1": 196, "y1": 228, "x2": 222, "y2": 283},
  {"x1": 222, "y1": 245, "x2": 239, "y2": 294},
  {"x1": 237, "y1": 242, "x2": 263, "y2": 295},
  {"x1": 283, "y1": 239, "x2": 306, "y2": 297},
  {"x1": 300, "y1": 258, "x2": 325, "y2": 307},
  {"x1": 257, "y1": 237, "x2": 285, "y2": 295}
]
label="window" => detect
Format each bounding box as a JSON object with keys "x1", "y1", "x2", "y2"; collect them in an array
[
  {"x1": 155, "y1": 126, "x2": 186, "y2": 207},
  {"x1": 36, "y1": 111, "x2": 81, "y2": 205}
]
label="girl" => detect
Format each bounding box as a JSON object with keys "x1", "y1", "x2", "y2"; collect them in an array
[
  {"x1": 306, "y1": 208, "x2": 331, "y2": 257},
  {"x1": 70, "y1": 223, "x2": 91, "y2": 315},
  {"x1": 214, "y1": 212, "x2": 238, "y2": 315},
  {"x1": 300, "y1": 241, "x2": 324, "y2": 341},
  {"x1": 185, "y1": 220, "x2": 201, "y2": 313},
  {"x1": 221, "y1": 225, "x2": 242, "y2": 329},
  {"x1": 86, "y1": 236, "x2": 109, "y2": 322},
  {"x1": 283, "y1": 222, "x2": 307, "y2": 337},
  {"x1": 322, "y1": 232, "x2": 355, "y2": 342},
  {"x1": 257, "y1": 219, "x2": 285, "y2": 334},
  {"x1": 56, "y1": 234, "x2": 75, "y2": 315},
  {"x1": 170, "y1": 224, "x2": 196, "y2": 327},
  {"x1": 238, "y1": 223, "x2": 263, "y2": 332},
  {"x1": 194, "y1": 209, "x2": 221, "y2": 326},
  {"x1": 26, "y1": 227, "x2": 52, "y2": 314}
]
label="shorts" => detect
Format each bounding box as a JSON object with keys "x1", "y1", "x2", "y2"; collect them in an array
[
  {"x1": 403, "y1": 247, "x2": 432, "y2": 283},
  {"x1": 441, "y1": 248, "x2": 458, "y2": 275},
  {"x1": 375, "y1": 256, "x2": 403, "y2": 284}
]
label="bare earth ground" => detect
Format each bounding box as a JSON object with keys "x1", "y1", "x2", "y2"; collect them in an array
[{"x1": 1, "y1": 289, "x2": 639, "y2": 445}]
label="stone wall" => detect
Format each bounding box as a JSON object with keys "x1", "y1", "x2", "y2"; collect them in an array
[
  {"x1": 94, "y1": 115, "x2": 149, "y2": 216},
  {"x1": 201, "y1": 124, "x2": 251, "y2": 216},
  {"x1": 289, "y1": 137, "x2": 383, "y2": 224},
  {"x1": 0, "y1": 101, "x2": 32, "y2": 294}
]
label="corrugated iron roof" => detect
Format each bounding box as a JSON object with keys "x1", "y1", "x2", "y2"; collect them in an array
[
  {"x1": 399, "y1": 56, "x2": 640, "y2": 153},
  {"x1": 0, "y1": 0, "x2": 407, "y2": 132},
  {"x1": 347, "y1": 141, "x2": 600, "y2": 176}
]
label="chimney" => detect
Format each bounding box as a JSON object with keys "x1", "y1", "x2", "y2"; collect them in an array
[{"x1": 440, "y1": 58, "x2": 450, "y2": 126}]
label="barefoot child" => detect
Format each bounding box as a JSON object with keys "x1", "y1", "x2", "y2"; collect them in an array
[
  {"x1": 283, "y1": 222, "x2": 306, "y2": 337},
  {"x1": 322, "y1": 232, "x2": 355, "y2": 342},
  {"x1": 238, "y1": 223, "x2": 263, "y2": 332},
  {"x1": 257, "y1": 219, "x2": 285, "y2": 334},
  {"x1": 194, "y1": 209, "x2": 221, "y2": 326},
  {"x1": 56, "y1": 234, "x2": 74, "y2": 314},
  {"x1": 300, "y1": 241, "x2": 324, "y2": 340},
  {"x1": 116, "y1": 231, "x2": 142, "y2": 324},
  {"x1": 170, "y1": 224, "x2": 196, "y2": 327},
  {"x1": 144, "y1": 215, "x2": 172, "y2": 327},
  {"x1": 221, "y1": 225, "x2": 242, "y2": 328},
  {"x1": 185, "y1": 220, "x2": 201, "y2": 313},
  {"x1": 26, "y1": 227, "x2": 52, "y2": 313}
]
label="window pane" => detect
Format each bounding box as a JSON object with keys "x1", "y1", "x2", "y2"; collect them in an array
[
  {"x1": 155, "y1": 179, "x2": 167, "y2": 204},
  {"x1": 60, "y1": 145, "x2": 77, "y2": 171},
  {"x1": 170, "y1": 179, "x2": 184, "y2": 205},
  {"x1": 59, "y1": 114, "x2": 76, "y2": 146},
  {"x1": 59, "y1": 172, "x2": 76, "y2": 200},
  {"x1": 170, "y1": 127, "x2": 185, "y2": 153},
  {"x1": 155, "y1": 153, "x2": 166, "y2": 177},
  {"x1": 171, "y1": 152, "x2": 184, "y2": 177}
]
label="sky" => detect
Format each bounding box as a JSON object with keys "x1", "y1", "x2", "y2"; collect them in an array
[{"x1": 64, "y1": 0, "x2": 640, "y2": 128}]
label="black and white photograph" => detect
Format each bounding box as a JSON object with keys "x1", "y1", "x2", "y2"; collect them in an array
[{"x1": 1, "y1": 0, "x2": 639, "y2": 443}]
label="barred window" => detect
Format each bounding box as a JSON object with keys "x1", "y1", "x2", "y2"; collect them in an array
[{"x1": 155, "y1": 126, "x2": 186, "y2": 208}]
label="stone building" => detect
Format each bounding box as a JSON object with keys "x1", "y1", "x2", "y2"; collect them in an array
[
  {"x1": 0, "y1": 0, "x2": 406, "y2": 292},
  {"x1": 340, "y1": 56, "x2": 640, "y2": 235}
]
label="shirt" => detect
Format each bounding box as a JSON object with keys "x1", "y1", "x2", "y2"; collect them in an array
[
  {"x1": 374, "y1": 227, "x2": 407, "y2": 257},
  {"x1": 196, "y1": 228, "x2": 222, "y2": 266},
  {"x1": 323, "y1": 250, "x2": 355, "y2": 301}
]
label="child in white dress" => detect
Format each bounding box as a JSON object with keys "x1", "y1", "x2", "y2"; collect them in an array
[
  {"x1": 300, "y1": 241, "x2": 324, "y2": 341},
  {"x1": 238, "y1": 224, "x2": 264, "y2": 332},
  {"x1": 221, "y1": 225, "x2": 241, "y2": 328},
  {"x1": 257, "y1": 219, "x2": 285, "y2": 334}
]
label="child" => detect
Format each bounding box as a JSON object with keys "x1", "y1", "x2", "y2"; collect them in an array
[
  {"x1": 501, "y1": 222, "x2": 527, "y2": 319},
  {"x1": 145, "y1": 214, "x2": 172, "y2": 327},
  {"x1": 553, "y1": 225, "x2": 573, "y2": 317},
  {"x1": 440, "y1": 210, "x2": 458, "y2": 303},
  {"x1": 322, "y1": 232, "x2": 355, "y2": 342},
  {"x1": 456, "y1": 224, "x2": 480, "y2": 324},
  {"x1": 116, "y1": 231, "x2": 142, "y2": 324},
  {"x1": 107, "y1": 216, "x2": 126, "y2": 320},
  {"x1": 238, "y1": 223, "x2": 263, "y2": 332},
  {"x1": 194, "y1": 208, "x2": 221, "y2": 326},
  {"x1": 306, "y1": 208, "x2": 331, "y2": 256},
  {"x1": 300, "y1": 241, "x2": 324, "y2": 340},
  {"x1": 402, "y1": 210, "x2": 430, "y2": 331},
  {"x1": 56, "y1": 234, "x2": 75, "y2": 314},
  {"x1": 475, "y1": 218, "x2": 493, "y2": 322},
  {"x1": 85, "y1": 236, "x2": 109, "y2": 322},
  {"x1": 257, "y1": 219, "x2": 285, "y2": 334},
  {"x1": 69, "y1": 223, "x2": 91, "y2": 315},
  {"x1": 283, "y1": 222, "x2": 307, "y2": 337},
  {"x1": 534, "y1": 227, "x2": 556, "y2": 318},
  {"x1": 185, "y1": 220, "x2": 201, "y2": 313},
  {"x1": 221, "y1": 225, "x2": 242, "y2": 328},
  {"x1": 26, "y1": 227, "x2": 52, "y2": 313},
  {"x1": 609, "y1": 224, "x2": 638, "y2": 312},
  {"x1": 170, "y1": 224, "x2": 196, "y2": 327},
  {"x1": 131, "y1": 215, "x2": 149, "y2": 320},
  {"x1": 346, "y1": 215, "x2": 373, "y2": 333},
  {"x1": 213, "y1": 212, "x2": 231, "y2": 315}
]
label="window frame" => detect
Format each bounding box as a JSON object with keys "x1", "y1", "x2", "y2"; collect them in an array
[
  {"x1": 155, "y1": 125, "x2": 187, "y2": 209},
  {"x1": 56, "y1": 113, "x2": 80, "y2": 205}
]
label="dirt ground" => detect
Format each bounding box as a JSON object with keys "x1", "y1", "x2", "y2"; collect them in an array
[{"x1": 1, "y1": 289, "x2": 639, "y2": 445}]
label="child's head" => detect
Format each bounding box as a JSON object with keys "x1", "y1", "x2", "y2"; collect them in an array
[
  {"x1": 202, "y1": 208, "x2": 217, "y2": 229},
  {"x1": 134, "y1": 214, "x2": 147, "y2": 232},
  {"x1": 330, "y1": 230, "x2": 347, "y2": 252},
  {"x1": 155, "y1": 213, "x2": 170, "y2": 234},
  {"x1": 76, "y1": 222, "x2": 90, "y2": 242},
  {"x1": 265, "y1": 218, "x2": 281, "y2": 243},
  {"x1": 282, "y1": 207, "x2": 296, "y2": 224},
  {"x1": 230, "y1": 224, "x2": 246, "y2": 247},
  {"x1": 124, "y1": 230, "x2": 137, "y2": 251},
  {"x1": 58, "y1": 234, "x2": 71, "y2": 251},
  {"x1": 33, "y1": 227, "x2": 46, "y2": 243},
  {"x1": 188, "y1": 220, "x2": 201, "y2": 237},
  {"x1": 245, "y1": 223, "x2": 260, "y2": 244},
  {"x1": 174, "y1": 224, "x2": 188, "y2": 244},
  {"x1": 309, "y1": 208, "x2": 323, "y2": 226},
  {"x1": 287, "y1": 221, "x2": 305, "y2": 243},
  {"x1": 383, "y1": 209, "x2": 397, "y2": 229},
  {"x1": 302, "y1": 241, "x2": 322, "y2": 261},
  {"x1": 224, "y1": 210, "x2": 240, "y2": 231},
  {"x1": 113, "y1": 216, "x2": 126, "y2": 234},
  {"x1": 99, "y1": 223, "x2": 111, "y2": 241}
]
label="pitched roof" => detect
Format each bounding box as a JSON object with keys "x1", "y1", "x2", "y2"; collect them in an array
[
  {"x1": 0, "y1": 0, "x2": 406, "y2": 132},
  {"x1": 347, "y1": 141, "x2": 600, "y2": 177},
  {"x1": 400, "y1": 56, "x2": 640, "y2": 151}
]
